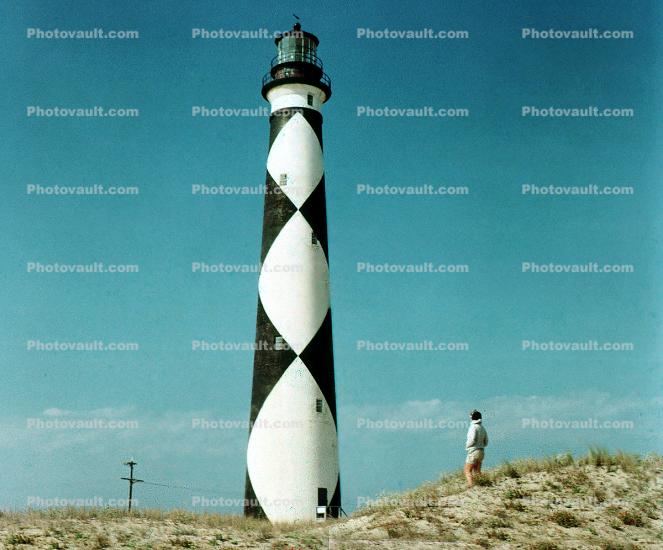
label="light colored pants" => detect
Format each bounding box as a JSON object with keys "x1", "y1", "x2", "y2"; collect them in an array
[{"x1": 466, "y1": 449, "x2": 485, "y2": 465}]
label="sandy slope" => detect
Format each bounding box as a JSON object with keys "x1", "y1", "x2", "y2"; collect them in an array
[{"x1": 1, "y1": 452, "x2": 661, "y2": 549}]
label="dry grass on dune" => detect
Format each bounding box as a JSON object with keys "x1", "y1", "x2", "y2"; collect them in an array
[
  {"x1": 1, "y1": 449, "x2": 662, "y2": 549},
  {"x1": 338, "y1": 449, "x2": 663, "y2": 549},
  {"x1": 0, "y1": 508, "x2": 328, "y2": 549}
]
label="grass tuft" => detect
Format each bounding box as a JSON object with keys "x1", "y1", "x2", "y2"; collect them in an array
[
  {"x1": 473, "y1": 474, "x2": 493, "y2": 487},
  {"x1": 504, "y1": 487, "x2": 528, "y2": 500},
  {"x1": 499, "y1": 461, "x2": 521, "y2": 478},
  {"x1": 616, "y1": 509, "x2": 646, "y2": 527},
  {"x1": 584, "y1": 446, "x2": 614, "y2": 468},
  {"x1": 528, "y1": 542, "x2": 561, "y2": 550},
  {"x1": 5, "y1": 532, "x2": 36, "y2": 545},
  {"x1": 550, "y1": 510, "x2": 582, "y2": 528}
]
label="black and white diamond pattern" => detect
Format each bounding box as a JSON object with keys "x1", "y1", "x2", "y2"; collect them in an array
[{"x1": 245, "y1": 108, "x2": 340, "y2": 522}]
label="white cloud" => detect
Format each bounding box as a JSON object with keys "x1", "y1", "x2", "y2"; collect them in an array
[{"x1": 43, "y1": 408, "x2": 71, "y2": 417}]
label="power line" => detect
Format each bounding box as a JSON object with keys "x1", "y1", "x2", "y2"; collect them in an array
[
  {"x1": 121, "y1": 460, "x2": 232, "y2": 509},
  {"x1": 140, "y1": 480, "x2": 214, "y2": 492},
  {"x1": 142, "y1": 480, "x2": 232, "y2": 494}
]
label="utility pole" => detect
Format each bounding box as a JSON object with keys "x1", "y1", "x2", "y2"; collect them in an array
[{"x1": 121, "y1": 460, "x2": 143, "y2": 512}]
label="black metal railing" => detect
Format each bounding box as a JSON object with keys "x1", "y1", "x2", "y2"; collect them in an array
[{"x1": 262, "y1": 68, "x2": 331, "y2": 89}]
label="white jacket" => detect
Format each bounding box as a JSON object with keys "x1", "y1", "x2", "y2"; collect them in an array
[{"x1": 465, "y1": 419, "x2": 488, "y2": 452}]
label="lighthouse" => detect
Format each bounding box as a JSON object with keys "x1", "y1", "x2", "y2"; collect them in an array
[{"x1": 244, "y1": 24, "x2": 341, "y2": 522}]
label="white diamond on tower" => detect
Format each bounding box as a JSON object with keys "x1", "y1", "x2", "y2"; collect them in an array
[
  {"x1": 267, "y1": 112, "x2": 324, "y2": 208},
  {"x1": 259, "y1": 211, "x2": 330, "y2": 355}
]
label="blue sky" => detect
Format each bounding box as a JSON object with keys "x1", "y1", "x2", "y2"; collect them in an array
[{"x1": 1, "y1": 0, "x2": 662, "y2": 513}]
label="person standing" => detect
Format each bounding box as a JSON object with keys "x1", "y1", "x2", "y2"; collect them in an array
[{"x1": 464, "y1": 409, "x2": 488, "y2": 487}]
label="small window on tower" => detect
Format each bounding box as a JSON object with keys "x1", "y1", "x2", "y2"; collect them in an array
[
  {"x1": 274, "y1": 336, "x2": 284, "y2": 351},
  {"x1": 279, "y1": 173, "x2": 287, "y2": 186},
  {"x1": 307, "y1": 94, "x2": 314, "y2": 106},
  {"x1": 311, "y1": 232, "x2": 318, "y2": 245},
  {"x1": 315, "y1": 399, "x2": 323, "y2": 413}
]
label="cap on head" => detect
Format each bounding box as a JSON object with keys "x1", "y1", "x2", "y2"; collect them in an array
[{"x1": 470, "y1": 410, "x2": 482, "y2": 420}]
